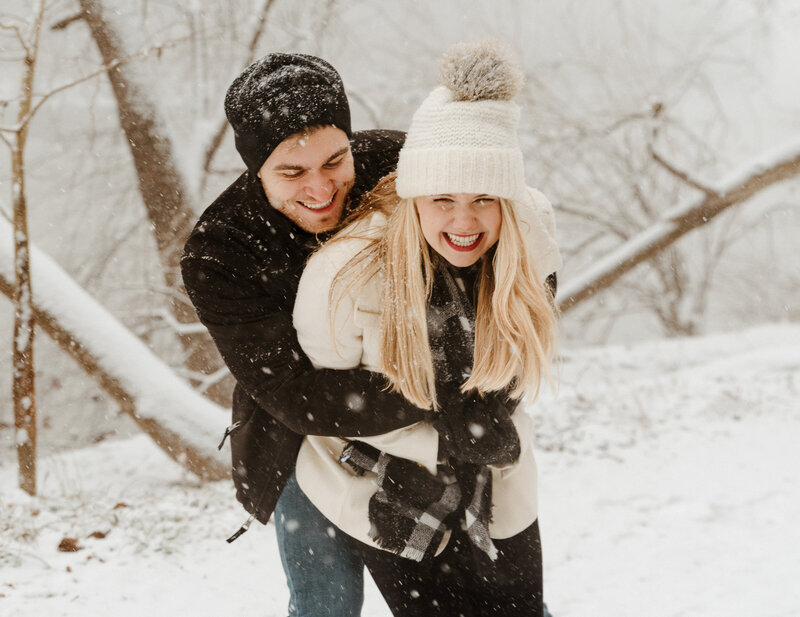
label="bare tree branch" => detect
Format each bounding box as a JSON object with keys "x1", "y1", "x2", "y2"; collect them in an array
[
  {"x1": 154, "y1": 307, "x2": 212, "y2": 335},
  {"x1": 0, "y1": 33, "x2": 186, "y2": 135},
  {"x1": 200, "y1": 0, "x2": 278, "y2": 182},
  {"x1": 8, "y1": 0, "x2": 47, "y2": 496},
  {"x1": 50, "y1": 10, "x2": 86, "y2": 31},
  {"x1": 557, "y1": 203, "x2": 631, "y2": 240},
  {"x1": 557, "y1": 146, "x2": 800, "y2": 313},
  {"x1": 564, "y1": 230, "x2": 610, "y2": 256},
  {"x1": 650, "y1": 148, "x2": 718, "y2": 197},
  {"x1": 176, "y1": 366, "x2": 231, "y2": 395},
  {"x1": 0, "y1": 18, "x2": 30, "y2": 55}
]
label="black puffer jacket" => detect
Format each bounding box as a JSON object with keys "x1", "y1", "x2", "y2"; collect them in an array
[{"x1": 181, "y1": 130, "x2": 430, "y2": 523}]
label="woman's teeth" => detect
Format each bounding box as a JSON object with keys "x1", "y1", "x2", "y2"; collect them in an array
[
  {"x1": 445, "y1": 232, "x2": 481, "y2": 247},
  {"x1": 301, "y1": 193, "x2": 334, "y2": 210}
]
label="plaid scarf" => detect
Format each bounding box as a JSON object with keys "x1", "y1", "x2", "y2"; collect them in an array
[
  {"x1": 427, "y1": 257, "x2": 521, "y2": 468},
  {"x1": 340, "y1": 441, "x2": 497, "y2": 562}
]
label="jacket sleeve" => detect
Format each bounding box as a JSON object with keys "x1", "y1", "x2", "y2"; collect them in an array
[
  {"x1": 293, "y1": 237, "x2": 367, "y2": 371},
  {"x1": 520, "y1": 187, "x2": 563, "y2": 284},
  {"x1": 181, "y1": 224, "x2": 430, "y2": 439}
]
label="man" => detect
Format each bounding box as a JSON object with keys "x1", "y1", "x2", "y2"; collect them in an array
[
  {"x1": 181, "y1": 53, "x2": 557, "y2": 617},
  {"x1": 181, "y1": 53, "x2": 432, "y2": 617}
]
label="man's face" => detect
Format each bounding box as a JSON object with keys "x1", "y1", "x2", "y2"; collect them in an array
[{"x1": 258, "y1": 126, "x2": 355, "y2": 234}]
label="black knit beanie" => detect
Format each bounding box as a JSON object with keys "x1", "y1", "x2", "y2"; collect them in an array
[{"x1": 224, "y1": 53, "x2": 352, "y2": 176}]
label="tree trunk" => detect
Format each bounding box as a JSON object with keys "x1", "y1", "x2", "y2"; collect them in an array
[
  {"x1": 77, "y1": 0, "x2": 233, "y2": 405},
  {"x1": 0, "y1": 216, "x2": 229, "y2": 481},
  {"x1": 10, "y1": 0, "x2": 46, "y2": 497},
  {"x1": 11, "y1": 141, "x2": 37, "y2": 496}
]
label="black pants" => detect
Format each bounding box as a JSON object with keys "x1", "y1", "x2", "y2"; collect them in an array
[{"x1": 359, "y1": 520, "x2": 544, "y2": 617}]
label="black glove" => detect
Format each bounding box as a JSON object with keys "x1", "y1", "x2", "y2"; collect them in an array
[
  {"x1": 340, "y1": 441, "x2": 460, "y2": 561},
  {"x1": 433, "y1": 390, "x2": 520, "y2": 467}
]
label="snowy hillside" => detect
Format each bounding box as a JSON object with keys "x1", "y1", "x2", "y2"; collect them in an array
[{"x1": 2, "y1": 323, "x2": 799, "y2": 617}]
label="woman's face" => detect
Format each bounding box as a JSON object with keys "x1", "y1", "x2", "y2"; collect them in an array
[{"x1": 415, "y1": 193, "x2": 502, "y2": 268}]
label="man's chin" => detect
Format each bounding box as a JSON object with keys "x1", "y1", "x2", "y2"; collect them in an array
[{"x1": 295, "y1": 203, "x2": 345, "y2": 234}]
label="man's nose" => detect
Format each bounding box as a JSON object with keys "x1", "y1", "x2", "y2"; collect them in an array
[{"x1": 303, "y1": 172, "x2": 334, "y2": 202}]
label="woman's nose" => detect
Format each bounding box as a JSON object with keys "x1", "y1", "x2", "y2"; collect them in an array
[{"x1": 451, "y1": 206, "x2": 478, "y2": 230}]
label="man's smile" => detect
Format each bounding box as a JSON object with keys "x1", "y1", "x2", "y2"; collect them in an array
[{"x1": 299, "y1": 191, "x2": 336, "y2": 212}]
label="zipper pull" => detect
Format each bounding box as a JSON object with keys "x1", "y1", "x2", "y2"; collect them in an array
[
  {"x1": 226, "y1": 514, "x2": 254, "y2": 543},
  {"x1": 217, "y1": 420, "x2": 242, "y2": 450}
]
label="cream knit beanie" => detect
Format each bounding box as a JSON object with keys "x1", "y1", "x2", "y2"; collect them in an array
[{"x1": 396, "y1": 40, "x2": 527, "y2": 201}]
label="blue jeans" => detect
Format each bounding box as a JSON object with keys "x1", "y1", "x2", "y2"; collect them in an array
[{"x1": 274, "y1": 471, "x2": 364, "y2": 617}]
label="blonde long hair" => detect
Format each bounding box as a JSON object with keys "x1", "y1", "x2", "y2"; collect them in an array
[{"x1": 331, "y1": 172, "x2": 557, "y2": 410}]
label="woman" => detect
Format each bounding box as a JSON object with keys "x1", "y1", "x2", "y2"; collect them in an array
[{"x1": 293, "y1": 40, "x2": 561, "y2": 616}]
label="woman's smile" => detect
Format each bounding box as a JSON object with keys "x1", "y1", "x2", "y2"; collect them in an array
[{"x1": 443, "y1": 231, "x2": 484, "y2": 251}]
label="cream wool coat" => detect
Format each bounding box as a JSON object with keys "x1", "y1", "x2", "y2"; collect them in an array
[{"x1": 292, "y1": 188, "x2": 562, "y2": 553}]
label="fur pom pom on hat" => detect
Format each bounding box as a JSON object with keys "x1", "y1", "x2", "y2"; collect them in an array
[
  {"x1": 396, "y1": 39, "x2": 527, "y2": 201},
  {"x1": 440, "y1": 39, "x2": 524, "y2": 103}
]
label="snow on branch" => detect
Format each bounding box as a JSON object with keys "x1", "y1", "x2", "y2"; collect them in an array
[
  {"x1": 0, "y1": 216, "x2": 229, "y2": 481},
  {"x1": 557, "y1": 142, "x2": 800, "y2": 313}
]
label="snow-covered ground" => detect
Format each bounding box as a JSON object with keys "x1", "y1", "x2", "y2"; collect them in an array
[{"x1": 2, "y1": 323, "x2": 799, "y2": 617}]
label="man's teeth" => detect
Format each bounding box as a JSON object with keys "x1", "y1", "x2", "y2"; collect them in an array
[
  {"x1": 445, "y1": 232, "x2": 481, "y2": 247},
  {"x1": 301, "y1": 194, "x2": 334, "y2": 210}
]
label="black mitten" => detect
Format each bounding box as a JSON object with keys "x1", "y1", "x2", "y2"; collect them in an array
[
  {"x1": 340, "y1": 440, "x2": 460, "y2": 561},
  {"x1": 367, "y1": 456, "x2": 452, "y2": 556},
  {"x1": 434, "y1": 390, "x2": 520, "y2": 467}
]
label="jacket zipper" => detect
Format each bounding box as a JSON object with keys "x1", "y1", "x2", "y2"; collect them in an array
[{"x1": 217, "y1": 420, "x2": 243, "y2": 450}]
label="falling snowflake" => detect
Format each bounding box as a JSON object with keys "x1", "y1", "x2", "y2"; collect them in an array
[
  {"x1": 345, "y1": 392, "x2": 365, "y2": 412},
  {"x1": 468, "y1": 422, "x2": 485, "y2": 439},
  {"x1": 284, "y1": 519, "x2": 300, "y2": 533}
]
